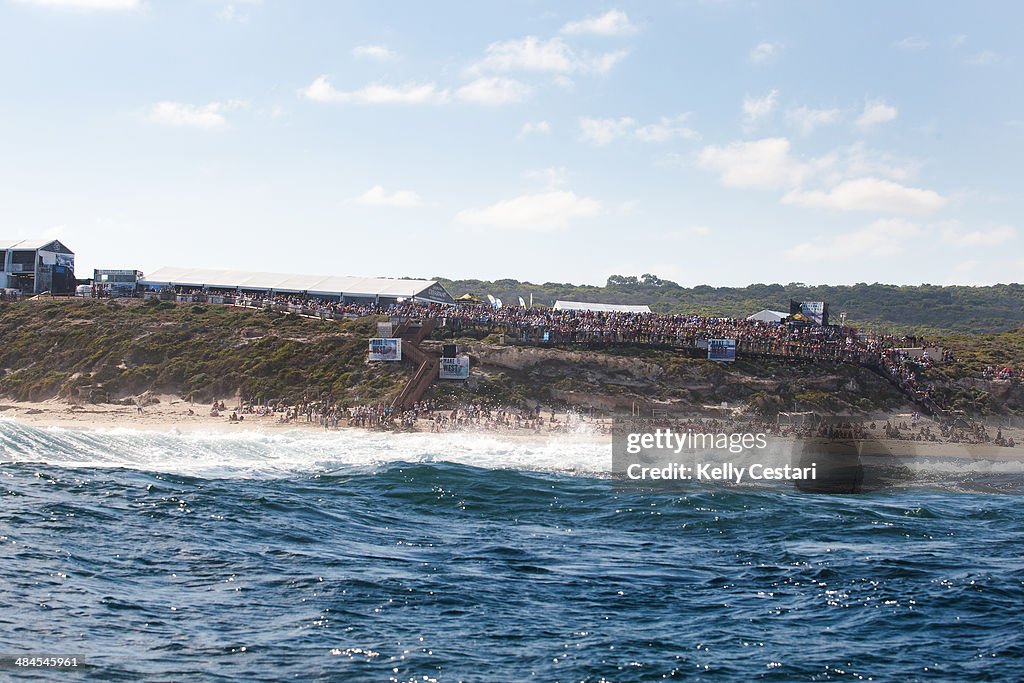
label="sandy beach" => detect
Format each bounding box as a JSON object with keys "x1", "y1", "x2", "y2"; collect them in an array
[
  {"x1": 1, "y1": 396, "x2": 1022, "y2": 462},
  {"x1": 0, "y1": 396, "x2": 279, "y2": 433},
  {"x1": 0, "y1": 396, "x2": 611, "y2": 442}
]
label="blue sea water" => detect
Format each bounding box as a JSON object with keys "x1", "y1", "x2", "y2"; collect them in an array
[{"x1": 2, "y1": 420, "x2": 1024, "y2": 681}]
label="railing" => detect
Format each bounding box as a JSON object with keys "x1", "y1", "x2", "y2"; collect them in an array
[{"x1": 439, "y1": 319, "x2": 948, "y2": 417}]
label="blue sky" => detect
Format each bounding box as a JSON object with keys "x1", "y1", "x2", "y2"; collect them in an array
[{"x1": 1, "y1": 0, "x2": 1021, "y2": 287}]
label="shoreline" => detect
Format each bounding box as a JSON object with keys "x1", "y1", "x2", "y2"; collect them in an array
[
  {"x1": 0, "y1": 397, "x2": 611, "y2": 443},
  {"x1": 1, "y1": 397, "x2": 1023, "y2": 462}
]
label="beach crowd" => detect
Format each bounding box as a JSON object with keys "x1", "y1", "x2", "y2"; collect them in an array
[{"x1": 223, "y1": 397, "x2": 586, "y2": 435}]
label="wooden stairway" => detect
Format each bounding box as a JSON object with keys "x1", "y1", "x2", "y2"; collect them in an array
[{"x1": 390, "y1": 318, "x2": 440, "y2": 410}]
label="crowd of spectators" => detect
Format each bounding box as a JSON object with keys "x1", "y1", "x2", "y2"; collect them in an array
[
  {"x1": 220, "y1": 396, "x2": 594, "y2": 434},
  {"x1": 983, "y1": 365, "x2": 1017, "y2": 380},
  {"x1": 151, "y1": 287, "x2": 1021, "y2": 417}
]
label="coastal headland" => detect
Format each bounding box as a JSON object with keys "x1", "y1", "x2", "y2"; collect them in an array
[{"x1": 0, "y1": 297, "x2": 1021, "y2": 461}]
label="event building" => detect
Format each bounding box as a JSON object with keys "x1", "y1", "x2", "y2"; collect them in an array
[
  {"x1": 93, "y1": 269, "x2": 145, "y2": 298},
  {"x1": 139, "y1": 266, "x2": 455, "y2": 305},
  {"x1": 0, "y1": 239, "x2": 76, "y2": 294}
]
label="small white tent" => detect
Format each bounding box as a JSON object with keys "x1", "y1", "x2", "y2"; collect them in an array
[{"x1": 746, "y1": 309, "x2": 788, "y2": 323}]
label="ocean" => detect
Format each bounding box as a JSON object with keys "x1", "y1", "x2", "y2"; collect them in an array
[{"x1": 2, "y1": 420, "x2": 1023, "y2": 681}]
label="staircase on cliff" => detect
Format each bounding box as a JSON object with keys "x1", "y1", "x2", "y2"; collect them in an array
[{"x1": 390, "y1": 318, "x2": 440, "y2": 410}]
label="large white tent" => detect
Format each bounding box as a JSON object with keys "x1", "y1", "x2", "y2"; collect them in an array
[
  {"x1": 746, "y1": 309, "x2": 788, "y2": 323},
  {"x1": 140, "y1": 266, "x2": 454, "y2": 304},
  {"x1": 553, "y1": 300, "x2": 651, "y2": 313}
]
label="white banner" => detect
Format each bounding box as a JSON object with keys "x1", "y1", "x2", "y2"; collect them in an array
[
  {"x1": 368, "y1": 338, "x2": 402, "y2": 361},
  {"x1": 439, "y1": 355, "x2": 470, "y2": 380},
  {"x1": 707, "y1": 339, "x2": 737, "y2": 362}
]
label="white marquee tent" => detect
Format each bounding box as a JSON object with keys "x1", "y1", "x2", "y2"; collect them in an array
[
  {"x1": 140, "y1": 266, "x2": 454, "y2": 304},
  {"x1": 553, "y1": 300, "x2": 652, "y2": 313},
  {"x1": 746, "y1": 309, "x2": 788, "y2": 323}
]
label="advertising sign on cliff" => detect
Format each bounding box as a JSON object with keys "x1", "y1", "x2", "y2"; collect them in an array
[
  {"x1": 368, "y1": 338, "x2": 402, "y2": 361},
  {"x1": 440, "y1": 355, "x2": 470, "y2": 380},
  {"x1": 708, "y1": 339, "x2": 737, "y2": 362}
]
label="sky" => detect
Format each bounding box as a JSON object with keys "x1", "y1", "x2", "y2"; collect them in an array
[{"x1": 0, "y1": 0, "x2": 1021, "y2": 287}]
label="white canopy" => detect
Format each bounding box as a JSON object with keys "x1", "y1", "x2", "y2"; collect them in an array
[
  {"x1": 746, "y1": 309, "x2": 788, "y2": 322},
  {"x1": 0, "y1": 239, "x2": 72, "y2": 252},
  {"x1": 553, "y1": 300, "x2": 651, "y2": 313},
  {"x1": 141, "y1": 266, "x2": 454, "y2": 303}
]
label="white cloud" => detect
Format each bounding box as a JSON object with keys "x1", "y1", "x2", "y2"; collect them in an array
[
  {"x1": 749, "y1": 41, "x2": 783, "y2": 64},
  {"x1": 743, "y1": 89, "x2": 779, "y2": 122},
  {"x1": 456, "y1": 190, "x2": 602, "y2": 230},
  {"x1": 524, "y1": 167, "x2": 567, "y2": 189},
  {"x1": 855, "y1": 99, "x2": 898, "y2": 128},
  {"x1": 455, "y1": 77, "x2": 532, "y2": 105},
  {"x1": 519, "y1": 120, "x2": 551, "y2": 138},
  {"x1": 940, "y1": 224, "x2": 1016, "y2": 247},
  {"x1": 893, "y1": 36, "x2": 929, "y2": 51},
  {"x1": 301, "y1": 76, "x2": 449, "y2": 105},
  {"x1": 553, "y1": 75, "x2": 576, "y2": 91},
  {"x1": 697, "y1": 138, "x2": 809, "y2": 190},
  {"x1": 696, "y1": 137, "x2": 944, "y2": 219},
  {"x1": 13, "y1": 0, "x2": 139, "y2": 10},
  {"x1": 841, "y1": 142, "x2": 919, "y2": 183},
  {"x1": 473, "y1": 36, "x2": 574, "y2": 72},
  {"x1": 561, "y1": 9, "x2": 637, "y2": 36},
  {"x1": 786, "y1": 106, "x2": 840, "y2": 135},
  {"x1": 584, "y1": 49, "x2": 630, "y2": 75},
  {"x1": 353, "y1": 185, "x2": 424, "y2": 208},
  {"x1": 633, "y1": 115, "x2": 699, "y2": 142},
  {"x1": 951, "y1": 34, "x2": 967, "y2": 48},
  {"x1": 147, "y1": 100, "x2": 246, "y2": 128},
  {"x1": 219, "y1": 1, "x2": 260, "y2": 22},
  {"x1": 579, "y1": 115, "x2": 697, "y2": 145},
  {"x1": 786, "y1": 219, "x2": 921, "y2": 260},
  {"x1": 782, "y1": 177, "x2": 946, "y2": 214},
  {"x1": 965, "y1": 50, "x2": 998, "y2": 66},
  {"x1": 579, "y1": 116, "x2": 637, "y2": 145},
  {"x1": 468, "y1": 36, "x2": 627, "y2": 76},
  {"x1": 352, "y1": 44, "x2": 397, "y2": 61}
]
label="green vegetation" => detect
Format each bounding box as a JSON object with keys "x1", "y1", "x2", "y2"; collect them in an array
[
  {"x1": 1, "y1": 298, "x2": 1020, "y2": 415},
  {"x1": 438, "y1": 275, "x2": 1024, "y2": 335},
  {"x1": 422, "y1": 344, "x2": 916, "y2": 417},
  {"x1": 933, "y1": 327, "x2": 1024, "y2": 374},
  {"x1": 0, "y1": 299, "x2": 405, "y2": 404}
]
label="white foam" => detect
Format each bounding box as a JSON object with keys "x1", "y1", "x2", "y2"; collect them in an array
[
  {"x1": 0, "y1": 419, "x2": 612, "y2": 479},
  {"x1": 3, "y1": 419, "x2": 1022, "y2": 483}
]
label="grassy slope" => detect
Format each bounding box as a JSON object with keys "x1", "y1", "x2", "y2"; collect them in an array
[
  {"x1": 937, "y1": 327, "x2": 1024, "y2": 373},
  {"x1": 1, "y1": 299, "x2": 1019, "y2": 415},
  {"x1": 425, "y1": 346, "x2": 914, "y2": 417},
  {"x1": 0, "y1": 299, "x2": 406, "y2": 404}
]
